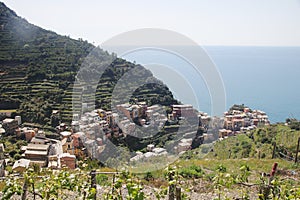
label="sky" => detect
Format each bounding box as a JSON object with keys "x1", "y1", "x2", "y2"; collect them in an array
[{"x1": 1, "y1": 0, "x2": 300, "y2": 46}]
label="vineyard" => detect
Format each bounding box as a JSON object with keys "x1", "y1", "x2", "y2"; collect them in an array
[
  {"x1": 1, "y1": 123, "x2": 300, "y2": 199},
  {"x1": 0, "y1": 158, "x2": 299, "y2": 200}
]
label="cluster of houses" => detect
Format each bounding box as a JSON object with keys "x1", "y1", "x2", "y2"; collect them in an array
[
  {"x1": 71, "y1": 103, "x2": 202, "y2": 160},
  {"x1": 129, "y1": 137, "x2": 198, "y2": 163},
  {"x1": 0, "y1": 102, "x2": 212, "y2": 175},
  {"x1": 115, "y1": 102, "x2": 168, "y2": 137},
  {"x1": 130, "y1": 144, "x2": 168, "y2": 162},
  {"x1": 0, "y1": 117, "x2": 20, "y2": 135},
  {"x1": 13, "y1": 129, "x2": 77, "y2": 172},
  {"x1": 0, "y1": 116, "x2": 78, "y2": 174},
  {"x1": 219, "y1": 107, "x2": 270, "y2": 139}
]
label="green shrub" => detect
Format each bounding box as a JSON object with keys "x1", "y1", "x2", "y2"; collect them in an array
[
  {"x1": 13, "y1": 153, "x2": 21, "y2": 160},
  {"x1": 96, "y1": 174, "x2": 109, "y2": 186},
  {"x1": 178, "y1": 164, "x2": 204, "y2": 178}
]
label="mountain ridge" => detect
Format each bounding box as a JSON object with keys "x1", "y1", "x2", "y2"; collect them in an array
[{"x1": 0, "y1": 2, "x2": 178, "y2": 126}]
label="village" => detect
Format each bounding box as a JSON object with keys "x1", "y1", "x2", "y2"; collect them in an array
[
  {"x1": 218, "y1": 106, "x2": 270, "y2": 139},
  {"x1": 0, "y1": 103, "x2": 270, "y2": 176}
]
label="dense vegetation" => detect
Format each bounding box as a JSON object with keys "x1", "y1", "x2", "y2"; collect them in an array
[{"x1": 0, "y1": 2, "x2": 177, "y2": 126}]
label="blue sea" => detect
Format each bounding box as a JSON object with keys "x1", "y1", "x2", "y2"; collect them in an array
[{"x1": 122, "y1": 46, "x2": 300, "y2": 123}]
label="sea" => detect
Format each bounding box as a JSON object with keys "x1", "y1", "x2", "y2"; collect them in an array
[{"x1": 121, "y1": 46, "x2": 300, "y2": 123}]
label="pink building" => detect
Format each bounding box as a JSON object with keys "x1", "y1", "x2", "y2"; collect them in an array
[
  {"x1": 172, "y1": 105, "x2": 194, "y2": 118},
  {"x1": 72, "y1": 132, "x2": 85, "y2": 148}
]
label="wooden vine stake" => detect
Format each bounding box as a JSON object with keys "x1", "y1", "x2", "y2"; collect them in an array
[
  {"x1": 21, "y1": 179, "x2": 28, "y2": 200},
  {"x1": 90, "y1": 170, "x2": 97, "y2": 200},
  {"x1": 176, "y1": 187, "x2": 182, "y2": 200},
  {"x1": 272, "y1": 142, "x2": 276, "y2": 159},
  {"x1": 295, "y1": 137, "x2": 300, "y2": 164}
]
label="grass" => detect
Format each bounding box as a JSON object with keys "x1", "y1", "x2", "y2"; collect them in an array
[
  {"x1": 175, "y1": 158, "x2": 298, "y2": 175},
  {"x1": 206, "y1": 134, "x2": 255, "y2": 159},
  {"x1": 275, "y1": 125, "x2": 300, "y2": 150},
  {"x1": 128, "y1": 155, "x2": 178, "y2": 174},
  {"x1": 200, "y1": 125, "x2": 300, "y2": 160},
  {"x1": 0, "y1": 181, "x2": 6, "y2": 191}
]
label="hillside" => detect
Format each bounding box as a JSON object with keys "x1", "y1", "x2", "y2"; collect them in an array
[
  {"x1": 1, "y1": 122, "x2": 299, "y2": 199},
  {"x1": 181, "y1": 123, "x2": 300, "y2": 161},
  {"x1": 0, "y1": 2, "x2": 177, "y2": 126}
]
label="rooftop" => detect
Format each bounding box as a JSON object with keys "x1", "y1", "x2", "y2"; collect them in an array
[
  {"x1": 144, "y1": 152, "x2": 157, "y2": 158},
  {"x1": 25, "y1": 150, "x2": 48, "y2": 156},
  {"x1": 60, "y1": 131, "x2": 72, "y2": 137},
  {"x1": 152, "y1": 147, "x2": 166, "y2": 154},
  {"x1": 172, "y1": 104, "x2": 193, "y2": 108},
  {"x1": 20, "y1": 146, "x2": 27, "y2": 151},
  {"x1": 12, "y1": 159, "x2": 30, "y2": 169},
  {"x1": 85, "y1": 139, "x2": 95, "y2": 145},
  {"x1": 2, "y1": 118, "x2": 15, "y2": 123},
  {"x1": 27, "y1": 143, "x2": 49, "y2": 151},
  {"x1": 73, "y1": 132, "x2": 85, "y2": 139},
  {"x1": 31, "y1": 137, "x2": 48, "y2": 144},
  {"x1": 0, "y1": 128, "x2": 5, "y2": 134},
  {"x1": 60, "y1": 153, "x2": 76, "y2": 159}
]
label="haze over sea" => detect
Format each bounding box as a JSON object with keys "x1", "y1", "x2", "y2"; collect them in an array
[{"x1": 123, "y1": 46, "x2": 300, "y2": 123}]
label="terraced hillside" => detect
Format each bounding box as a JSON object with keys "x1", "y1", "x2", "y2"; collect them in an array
[{"x1": 0, "y1": 2, "x2": 177, "y2": 126}]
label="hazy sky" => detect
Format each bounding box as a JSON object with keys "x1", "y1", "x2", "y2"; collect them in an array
[{"x1": 2, "y1": 0, "x2": 300, "y2": 46}]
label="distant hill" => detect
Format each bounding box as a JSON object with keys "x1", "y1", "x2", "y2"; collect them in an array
[{"x1": 0, "y1": 2, "x2": 178, "y2": 126}]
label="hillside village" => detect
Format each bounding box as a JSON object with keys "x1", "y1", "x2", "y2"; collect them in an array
[
  {"x1": 218, "y1": 105, "x2": 270, "y2": 139},
  {"x1": 0, "y1": 103, "x2": 271, "y2": 176}
]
